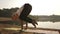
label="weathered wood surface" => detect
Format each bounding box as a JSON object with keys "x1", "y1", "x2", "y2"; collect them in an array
[{"x1": 0, "y1": 17, "x2": 12, "y2": 21}]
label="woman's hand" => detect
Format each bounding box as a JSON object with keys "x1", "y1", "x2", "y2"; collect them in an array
[{"x1": 11, "y1": 13, "x2": 19, "y2": 20}]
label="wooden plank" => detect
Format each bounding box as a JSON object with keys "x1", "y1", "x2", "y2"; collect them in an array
[
  {"x1": 3, "y1": 27, "x2": 60, "y2": 32},
  {"x1": 27, "y1": 27, "x2": 60, "y2": 31},
  {"x1": 0, "y1": 17, "x2": 12, "y2": 21}
]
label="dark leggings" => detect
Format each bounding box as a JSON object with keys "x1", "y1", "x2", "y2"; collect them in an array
[{"x1": 19, "y1": 4, "x2": 32, "y2": 23}]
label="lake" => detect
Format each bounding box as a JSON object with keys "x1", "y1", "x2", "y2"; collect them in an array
[
  {"x1": 27, "y1": 21, "x2": 60, "y2": 29},
  {"x1": 24, "y1": 21, "x2": 60, "y2": 34}
]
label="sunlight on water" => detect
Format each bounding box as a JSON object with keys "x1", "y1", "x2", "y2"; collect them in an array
[
  {"x1": 27, "y1": 21, "x2": 60, "y2": 29},
  {"x1": 25, "y1": 21, "x2": 60, "y2": 34}
]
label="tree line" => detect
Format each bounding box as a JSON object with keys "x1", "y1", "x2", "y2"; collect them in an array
[{"x1": 0, "y1": 7, "x2": 19, "y2": 17}]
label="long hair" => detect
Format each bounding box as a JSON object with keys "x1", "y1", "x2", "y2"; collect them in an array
[{"x1": 21, "y1": 3, "x2": 32, "y2": 16}]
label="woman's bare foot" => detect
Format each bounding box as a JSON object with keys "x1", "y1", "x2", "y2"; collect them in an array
[{"x1": 32, "y1": 19, "x2": 38, "y2": 28}]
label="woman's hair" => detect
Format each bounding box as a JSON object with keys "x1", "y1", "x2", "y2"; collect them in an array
[
  {"x1": 24, "y1": 3, "x2": 32, "y2": 8},
  {"x1": 24, "y1": 3, "x2": 31, "y2": 6}
]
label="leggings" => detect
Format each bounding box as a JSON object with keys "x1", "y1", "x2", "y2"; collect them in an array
[{"x1": 19, "y1": 4, "x2": 32, "y2": 23}]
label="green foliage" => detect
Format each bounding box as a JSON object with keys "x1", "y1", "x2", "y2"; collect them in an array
[{"x1": 0, "y1": 7, "x2": 19, "y2": 17}]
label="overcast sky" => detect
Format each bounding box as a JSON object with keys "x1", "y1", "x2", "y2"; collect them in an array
[{"x1": 0, "y1": 0, "x2": 60, "y2": 15}]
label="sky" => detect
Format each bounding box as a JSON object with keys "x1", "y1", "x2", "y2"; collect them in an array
[{"x1": 0, "y1": 0, "x2": 60, "y2": 15}]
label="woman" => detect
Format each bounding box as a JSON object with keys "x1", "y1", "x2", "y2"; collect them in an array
[{"x1": 12, "y1": 3, "x2": 38, "y2": 30}]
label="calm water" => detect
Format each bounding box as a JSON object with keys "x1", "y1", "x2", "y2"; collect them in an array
[
  {"x1": 24, "y1": 21, "x2": 60, "y2": 34},
  {"x1": 28, "y1": 21, "x2": 60, "y2": 29}
]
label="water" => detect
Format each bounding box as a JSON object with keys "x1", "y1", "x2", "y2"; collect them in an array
[
  {"x1": 27, "y1": 21, "x2": 60, "y2": 29},
  {"x1": 24, "y1": 21, "x2": 60, "y2": 34}
]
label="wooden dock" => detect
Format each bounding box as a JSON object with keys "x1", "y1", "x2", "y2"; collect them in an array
[{"x1": 2, "y1": 27, "x2": 60, "y2": 34}]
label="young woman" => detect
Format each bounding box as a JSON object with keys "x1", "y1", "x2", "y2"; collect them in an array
[{"x1": 12, "y1": 3, "x2": 38, "y2": 30}]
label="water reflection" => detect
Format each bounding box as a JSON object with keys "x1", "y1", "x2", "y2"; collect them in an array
[
  {"x1": 28, "y1": 21, "x2": 60, "y2": 29},
  {"x1": 23, "y1": 21, "x2": 60, "y2": 34}
]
